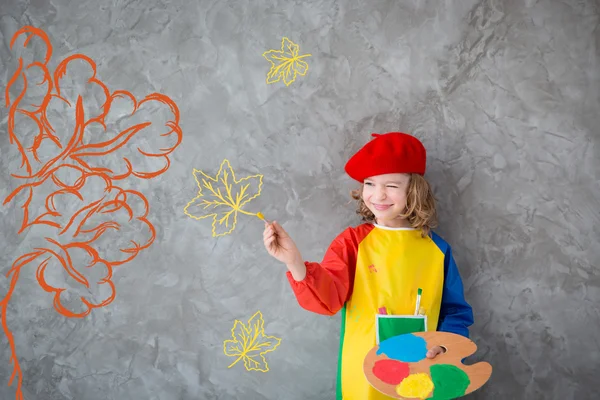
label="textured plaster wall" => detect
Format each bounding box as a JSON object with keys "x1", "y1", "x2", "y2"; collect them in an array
[{"x1": 0, "y1": 0, "x2": 599, "y2": 399}]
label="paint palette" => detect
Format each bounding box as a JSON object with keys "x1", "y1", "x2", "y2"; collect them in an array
[{"x1": 363, "y1": 332, "x2": 492, "y2": 399}]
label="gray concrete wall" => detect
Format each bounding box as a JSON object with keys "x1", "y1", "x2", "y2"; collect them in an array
[{"x1": 0, "y1": 0, "x2": 598, "y2": 399}]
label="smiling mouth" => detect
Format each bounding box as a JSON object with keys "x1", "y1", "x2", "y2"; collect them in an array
[{"x1": 372, "y1": 204, "x2": 393, "y2": 211}]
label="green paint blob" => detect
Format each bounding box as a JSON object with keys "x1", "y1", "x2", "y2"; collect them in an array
[{"x1": 429, "y1": 364, "x2": 470, "y2": 399}]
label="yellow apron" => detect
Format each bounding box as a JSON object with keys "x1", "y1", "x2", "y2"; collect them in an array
[{"x1": 337, "y1": 226, "x2": 445, "y2": 399}]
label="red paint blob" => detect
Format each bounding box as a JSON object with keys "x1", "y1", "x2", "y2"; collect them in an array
[{"x1": 372, "y1": 359, "x2": 410, "y2": 385}]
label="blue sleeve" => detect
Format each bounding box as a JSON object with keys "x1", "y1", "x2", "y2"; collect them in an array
[{"x1": 437, "y1": 246, "x2": 474, "y2": 338}]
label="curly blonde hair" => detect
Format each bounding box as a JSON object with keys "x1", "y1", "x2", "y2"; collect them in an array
[{"x1": 351, "y1": 174, "x2": 438, "y2": 237}]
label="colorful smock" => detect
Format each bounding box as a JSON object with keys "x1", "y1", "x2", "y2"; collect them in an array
[{"x1": 286, "y1": 223, "x2": 474, "y2": 400}]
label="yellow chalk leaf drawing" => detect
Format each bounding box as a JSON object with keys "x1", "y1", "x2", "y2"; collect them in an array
[
  {"x1": 184, "y1": 159, "x2": 263, "y2": 237},
  {"x1": 263, "y1": 37, "x2": 311, "y2": 86},
  {"x1": 223, "y1": 311, "x2": 282, "y2": 372}
]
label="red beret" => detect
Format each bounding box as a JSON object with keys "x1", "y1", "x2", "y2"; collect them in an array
[{"x1": 344, "y1": 132, "x2": 426, "y2": 182}]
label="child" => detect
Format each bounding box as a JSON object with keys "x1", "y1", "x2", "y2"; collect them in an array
[{"x1": 263, "y1": 132, "x2": 474, "y2": 400}]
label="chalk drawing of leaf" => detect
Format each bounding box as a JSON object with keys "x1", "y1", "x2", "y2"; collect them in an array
[
  {"x1": 223, "y1": 311, "x2": 281, "y2": 372},
  {"x1": 262, "y1": 37, "x2": 311, "y2": 86},
  {"x1": 183, "y1": 159, "x2": 263, "y2": 237}
]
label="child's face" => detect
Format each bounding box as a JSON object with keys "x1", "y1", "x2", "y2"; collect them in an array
[{"x1": 362, "y1": 173, "x2": 411, "y2": 227}]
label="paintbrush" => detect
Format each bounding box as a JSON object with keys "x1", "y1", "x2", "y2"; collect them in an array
[{"x1": 256, "y1": 212, "x2": 271, "y2": 224}]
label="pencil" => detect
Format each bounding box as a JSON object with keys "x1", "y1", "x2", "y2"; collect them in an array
[{"x1": 256, "y1": 212, "x2": 270, "y2": 224}]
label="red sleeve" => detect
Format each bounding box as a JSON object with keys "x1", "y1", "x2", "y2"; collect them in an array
[{"x1": 285, "y1": 225, "x2": 373, "y2": 316}]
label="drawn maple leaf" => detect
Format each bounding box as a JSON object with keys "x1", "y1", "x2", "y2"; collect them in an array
[
  {"x1": 223, "y1": 311, "x2": 281, "y2": 372},
  {"x1": 262, "y1": 37, "x2": 311, "y2": 86},
  {"x1": 183, "y1": 159, "x2": 263, "y2": 237}
]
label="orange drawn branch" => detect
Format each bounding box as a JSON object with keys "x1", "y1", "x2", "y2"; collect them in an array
[
  {"x1": 2, "y1": 25, "x2": 182, "y2": 400},
  {"x1": 0, "y1": 250, "x2": 45, "y2": 400}
]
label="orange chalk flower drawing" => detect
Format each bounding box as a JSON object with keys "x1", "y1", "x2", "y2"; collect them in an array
[
  {"x1": 223, "y1": 311, "x2": 282, "y2": 372},
  {"x1": 263, "y1": 37, "x2": 311, "y2": 86},
  {"x1": 1, "y1": 26, "x2": 182, "y2": 399},
  {"x1": 183, "y1": 159, "x2": 264, "y2": 237}
]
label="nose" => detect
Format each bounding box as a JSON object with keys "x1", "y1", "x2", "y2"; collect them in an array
[{"x1": 374, "y1": 186, "x2": 387, "y2": 201}]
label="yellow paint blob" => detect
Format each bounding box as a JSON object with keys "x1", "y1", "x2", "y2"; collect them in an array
[{"x1": 396, "y1": 373, "x2": 434, "y2": 399}]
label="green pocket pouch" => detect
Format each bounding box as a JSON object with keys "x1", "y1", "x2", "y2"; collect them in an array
[{"x1": 376, "y1": 315, "x2": 428, "y2": 344}]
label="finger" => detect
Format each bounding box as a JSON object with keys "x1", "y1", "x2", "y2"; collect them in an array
[
  {"x1": 263, "y1": 225, "x2": 275, "y2": 238},
  {"x1": 426, "y1": 346, "x2": 444, "y2": 359},
  {"x1": 263, "y1": 228, "x2": 272, "y2": 240},
  {"x1": 267, "y1": 240, "x2": 278, "y2": 254},
  {"x1": 273, "y1": 221, "x2": 288, "y2": 237},
  {"x1": 264, "y1": 232, "x2": 276, "y2": 245},
  {"x1": 265, "y1": 235, "x2": 277, "y2": 248},
  {"x1": 265, "y1": 231, "x2": 276, "y2": 241}
]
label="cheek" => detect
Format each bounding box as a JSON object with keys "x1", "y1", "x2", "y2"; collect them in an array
[{"x1": 390, "y1": 191, "x2": 407, "y2": 204}]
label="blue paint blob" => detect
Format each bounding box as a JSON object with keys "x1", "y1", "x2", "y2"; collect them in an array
[{"x1": 376, "y1": 333, "x2": 428, "y2": 362}]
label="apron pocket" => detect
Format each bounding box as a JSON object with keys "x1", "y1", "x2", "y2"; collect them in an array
[{"x1": 376, "y1": 314, "x2": 428, "y2": 344}]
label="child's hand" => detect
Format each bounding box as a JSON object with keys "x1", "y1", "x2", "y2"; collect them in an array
[
  {"x1": 263, "y1": 221, "x2": 306, "y2": 280},
  {"x1": 263, "y1": 221, "x2": 300, "y2": 264},
  {"x1": 426, "y1": 346, "x2": 446, "y2": 359}
]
